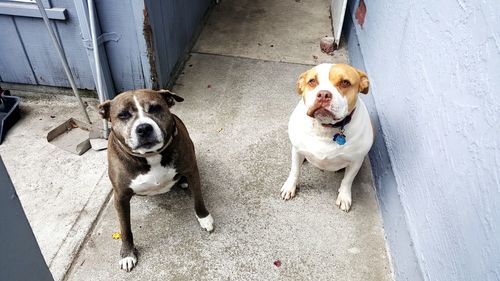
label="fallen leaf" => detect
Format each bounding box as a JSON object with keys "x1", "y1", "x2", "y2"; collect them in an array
[
  {"x1": 274, "y1": 260, "x2": 282, "y2": 267},
  {"x1": 112, "y1": 232, "x2": 121, "y2": 240}
]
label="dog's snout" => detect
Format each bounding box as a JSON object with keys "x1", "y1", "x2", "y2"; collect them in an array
[
  {"x1": 136, "y1": 123, "x2": 153, "y2": 137},
  {"x1": 316, "y1": 90, "x2": 332, "y2": 101}
]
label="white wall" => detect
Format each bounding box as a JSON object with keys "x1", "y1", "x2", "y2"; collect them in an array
[{"x1": 346, "y1": 0, "x2": 500, "y2": 280}]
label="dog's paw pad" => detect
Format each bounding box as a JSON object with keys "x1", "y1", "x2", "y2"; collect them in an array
[
  {"x1": 335, "y1": 192, "x2": 352, "y2": 212},
  {"x1": 197, "y1": 214, "x2": 214, "y2": 232},
  {"x1": 119, "y1": 256, "x2": 137, "y2": 272}
]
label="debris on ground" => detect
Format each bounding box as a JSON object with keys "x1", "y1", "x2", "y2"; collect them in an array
[
  {"x1": 111, "y1": 232, "x2": 121, "y2": 240},
  {"x1": 217, "y1": 128, "x2": 224, "y2": 133},
  {"x1": 274, "y1": 260, "x2": 282, "y2": 267},
  {"x1": 320, "y1": 37, "x2": 337, "y2": 55}
]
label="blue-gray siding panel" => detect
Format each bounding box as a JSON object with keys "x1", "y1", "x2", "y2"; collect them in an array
[
  {"x1": 145, "y1": 0, "x2": 210, "y2": 88},
  {"x1": 96, "y1": 0, "x2": 147, "y2": 92},
  {"x1": 131, "y1": 0, "x2": 153, "y2": 89},
  {"x1": 50, "y1": 0, "x2": 96, "y2": 89},
  {"x1": 0, "y1": 0, "x2": 208, "y2": 92},
  {"x1": 0, "y1": 16, "x2": 37, "y2": 84},
  {"x1": 13, "y1": 16, "x2": 70, "y2": 86},
  {"x1": 8, "y1": 1, "x2": 95, "y2": 89}
]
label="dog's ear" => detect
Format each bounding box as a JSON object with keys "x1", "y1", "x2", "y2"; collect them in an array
[
  {"x1": 357, "y1": 69, "x2": 369, "y2": 94},
  {"x1": 98, "y1": 100, "x2": 111, "y2": 120},
  {"x1": 157, "y1": 89, "x2": 184, "y2": 107},
  {"x1": 296, "y1": 71, "x2": 308, "y2": 96}
]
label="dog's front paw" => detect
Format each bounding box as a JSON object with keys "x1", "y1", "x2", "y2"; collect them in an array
[
  {"x1": 197, "y1": 214, "x2": 214, "y2": 232},
  {"x1": 119, "y1": 254, "x2": 137, "y2": 272},
  {"x1": 335, "y1": 189, "x2": 352, "y2": 212},
  {"x1": 280, "y1": 179, "x2": 297, "y2": 200}
]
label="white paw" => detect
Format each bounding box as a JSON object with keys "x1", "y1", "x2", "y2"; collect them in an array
[
  {"x1": 280, "y1": 179, "x2": 297, "y2": 200},
  {"x1": 335, "y1": 189, "x2": 352, "y2": 212},
  {"x1": 180, "y1": 182, "x2": 188, "y2": 189},
  {"x1": 119, "y1": 256, "x2": 137, "y2": 272},
  {"x1": 197, "y1": 214, "x2": 214, "y2": 232}
]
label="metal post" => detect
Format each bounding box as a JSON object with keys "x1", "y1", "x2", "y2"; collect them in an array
[
  {"x1": 34, "y1": 0, "x2": 91, "y2": 124},
  {"x1": 88, "y1": 0, "x2": 109, "y2": 137}
]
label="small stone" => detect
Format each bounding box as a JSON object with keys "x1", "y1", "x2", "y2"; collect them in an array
[{"x1": 320, "y1": 37, "x2": 337, "y2": 55}]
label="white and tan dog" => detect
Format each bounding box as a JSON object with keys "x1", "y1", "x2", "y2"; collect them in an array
[{"x1": 281, "y1": 63, "x2": 373, "y2": 212}]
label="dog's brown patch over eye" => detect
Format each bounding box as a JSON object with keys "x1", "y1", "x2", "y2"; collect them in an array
[
  {"x1": 296, "y1": 69, "x2": 319, "y2": 99},
  {"x1": 330, "y1": 64, "x2": 370, "y2": 111}
]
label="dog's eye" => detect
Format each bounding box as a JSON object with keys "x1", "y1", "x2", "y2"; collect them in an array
[
  {"x1": 339, "y1": 80, "x2": 351, "y2": 88},
  {"x1": 117, "y1": 111, "x2": 131, "y2": 120},
  {"x1": 148, "y1": 104, "x2": 162, "y2": 113},
  {"x1": 308, "y1": 78, "x2": 317, "y2": 87}
]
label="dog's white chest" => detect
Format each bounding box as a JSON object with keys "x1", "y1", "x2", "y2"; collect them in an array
[
  {"x1": 289, "y1": 99, "x2": 373, "y2": 172},
  {"x1": 129, "y1": 155, "x2": 178, "y2": 196}
]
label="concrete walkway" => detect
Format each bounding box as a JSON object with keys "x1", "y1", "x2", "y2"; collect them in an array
[
  {"x1": 68, "y1": 0, "x2": 391, "y2": 280},
  {"x1": 1, "y1": 0, "x2": 391, "y2": 280},
  {"x1": 0, "y1": 94, "x2": 111, "y2": 281}
]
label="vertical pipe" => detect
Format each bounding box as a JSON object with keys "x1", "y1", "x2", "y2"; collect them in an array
[
  {"x1": 34, "y1": 0, "x2": 91, "y2": 124},
  {"x1": 88, "y1": 0, "x2": 109, "y2": 137}
]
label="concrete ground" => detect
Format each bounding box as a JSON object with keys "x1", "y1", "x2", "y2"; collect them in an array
[
  {"x1": 1, "y1": 0, "x2": 391, "y2": 280},
  {"x1": 0, "y1": 94, "x2": 111, "y2": 281}
]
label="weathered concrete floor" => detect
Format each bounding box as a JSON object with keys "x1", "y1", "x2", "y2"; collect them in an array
[
  {"x1": 0, "y1": 95, "x2": 111, "y2": 281},
  {"x1": 194, "y1": 0, "x2": 348, "y2": 65},
  {"x1": 66, "y1": 52, "x2": 391, "y2": 280}
]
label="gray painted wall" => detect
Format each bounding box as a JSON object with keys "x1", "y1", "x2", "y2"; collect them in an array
[
  {"x1": 343, "y1": 12, "x2": 423, "y2": 280},
  {"x1": 345, "y1": 0, "x2": 500, "y2": 280}
]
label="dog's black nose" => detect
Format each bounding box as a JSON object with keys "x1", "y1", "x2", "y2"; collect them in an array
[{"x1": 136, "y1": 123, "x2": 153, "y2": 137}]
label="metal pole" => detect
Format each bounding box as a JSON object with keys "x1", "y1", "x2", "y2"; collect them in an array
[
  {"x1": 34, "y1": 0, "x2": 91, "y2": 124},
  {"x1": 88, "y1": 0, "x2": 109, "y2": 137}
]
